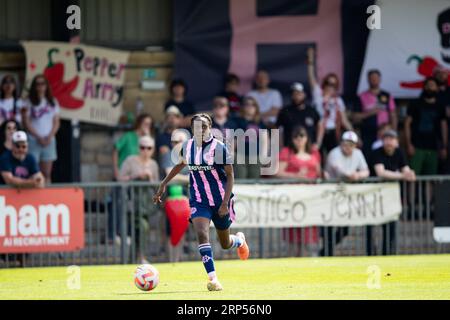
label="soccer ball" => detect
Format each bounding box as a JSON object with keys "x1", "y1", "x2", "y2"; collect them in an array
[{"x1": 134, "y1": 264, "x2": 159, "y2": 291}]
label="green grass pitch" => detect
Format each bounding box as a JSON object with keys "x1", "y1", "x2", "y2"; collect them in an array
[{"x1": 1, "y1": 254, "x2": 450, "y2": 300}]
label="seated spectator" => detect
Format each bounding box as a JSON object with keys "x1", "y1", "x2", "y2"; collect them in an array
[
  {"x1": 276, "y1": 126, "x2": 321, "y2": 256},
  {"x1": 164, "y1": 79, "x2": 196, "y2": 128},
  {"x1": 0, "y1": 119, "x2": 19, "y2": 155},
  {"x1": 371, "y1": 129, "x2": 416, "y2": 181},
  {"x1": 307, "y1": 47, "x2": 353, "y2": 155},
  {"x1": 0, "y1": 131, "x2": 44, "y2": 188},
  {"x1": 234, "y1": 96, "x2": 267, "y2": 179},
  {"x1": 118, "y1": 135, "x2": 160, "y2": 264},
  {"x1": 220, "y1": 73, "x2": 243, "y2": 117},
  {"x1": 211, "y1": 96, "x2": 240, "y2": 142},
  {"x1": 354, "y1": 69, "x2": 398, "y2": 156},
  {"x1": 157, "y1": 106, "x2": 182, "y2": 160},
  {"x1": 21, "y1": 74, "x2": 60, "y2": 183},
  {"x1": 325, "y1": 131, "x2": 369, "y2": 181},
  {"x1": 113, "y1": 113, "x2": 155, "y2": 181},
  {"x1": 0, "y1": 74, "x2": 24, "y2": 126},
  {"x1": 246, "y1": 70, "x2": 283, "y2": 127},
  {"x1": 404, "y1": 77, "x2": 448, "y2": 175},
  {"x1": 277, "y1": 82, "x2": 323, "y2": 149},
  {"x1": 277, "y1": 126, "x2": 321, "y2": 179}
]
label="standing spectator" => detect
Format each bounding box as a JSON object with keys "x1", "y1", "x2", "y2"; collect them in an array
[
  {"x1": 118, "y1": 135, "x2": 160, "y2": 264},
  {"x1": 246, "y1": 70, "x2": 283, "y2": 127},
  {"x1": 157, "y1": 106, "x2": 182, "y2": 161},
  {"x1": 109, "y1": 113, "x2": 154, "y2": 246},
  {"x1": 0, "y1": 119, "x2": 19, "y2": 155},
  {"x1": 354, "y1": 69, "x2": 398, "y2": 156},
  {"x1": 211, "y1": 96, "x2": 240, "y2": 141},
  {"x1": 234, "y1": 96, "x2": 267, "y2": 179},
  {"x1": 0, "y1": 75, "x2": 24, "y2": 125},
  {"x1": 434, "y1": 67, "x2": 450, "y2": 174},
  {"x1": 276, "y1": 126, "x2": 321, "y2": 256},
  {"x1": 322, "y1": 131, "x2": 369, "y2": 257},
  {"x1": 368, "y1": 129, "x2": 416, "y2": 256},
  {"x1": 307, "y1": 47, "x2": 353, "y2": 155},
  {"x1": 220, "y1": 73, "x2": 243, "y2": 117},
  {"x1": 276, "y1": 82, "x2": 324, "y2": 149},
  {"x1": 21, "y1": 75, "x2": 60, "y2": 183},
  {"x1": 113, "y1": 113, "x2": 155, "y2": 181},
  {"x1": 404, "y1": 77, "x2": 448, "y2": 175},
  {"x1": 160, "y1": 130, "x2": 190, "y2": 263},
  {"x1": 165, "y1": 79, "x2": 196, "y2": 128},
  {"x1": 0, "y1": 131, "x2": 44, "y2": 188}
]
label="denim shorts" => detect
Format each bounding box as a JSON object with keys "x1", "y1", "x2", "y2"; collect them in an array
[{"x1": 28, "y1": 135, "x2": 57, "y2": 162}]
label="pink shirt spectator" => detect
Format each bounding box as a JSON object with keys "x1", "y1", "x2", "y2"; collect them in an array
[{"x1": 359, "y1": 90, "x2": 395, "y2": 126}]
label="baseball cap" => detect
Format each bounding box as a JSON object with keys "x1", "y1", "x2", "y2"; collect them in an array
[
  {"x1": 382, "y1": 129, "x2": 398, "y2": 139},
  {"x1": 12, "y1": 131, "x2": 27, "y2": 143},
  {"x1": 166, "y1": 105, "x2": 182, "y2": 116},
  {"x1": 341, "y1": 131, "x2": 358, "y2": 144},
  {"x1": 139, "y1": 135, "x2": 155, "y2": 148},
  {"x1": 291, "y1": 82, "x2": 304, "y2": 92}
]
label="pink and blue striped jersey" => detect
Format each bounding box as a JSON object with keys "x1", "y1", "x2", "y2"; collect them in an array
[{"x1": 181, "y1": 136, "x2": 233, "y2": 207}]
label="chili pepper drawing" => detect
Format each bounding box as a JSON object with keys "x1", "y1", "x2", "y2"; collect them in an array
[
  {"x1": 43, "y1": 48, "x2": 84, "y2": 109},
  {"x1": 400, "y1": 55, "x2": 450, "y2": 89}
]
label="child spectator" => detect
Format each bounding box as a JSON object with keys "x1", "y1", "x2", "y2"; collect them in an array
[
  {"x1": 246, "y1": 70, "x2": 283, "y2": 127},
  {"x1": 21, "y1": 75, "x2": 60, "y2": 183},
  {"x1": 0, "y1": 119, "x2": 19, "y2": 155},
  {"x1": 0, "y1": 75, "x2": 24, "y2": 125}
]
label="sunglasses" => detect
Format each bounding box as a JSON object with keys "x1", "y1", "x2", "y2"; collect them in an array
[
  {"x1": 294, "y1": 134, "x2": 307, "y2": 138},
  {"x1": 36, "y1": 81, "x2": 47, "y2": 86},
  {"x1": 140, "y1": 146, "x2": 153, "y2": 150},
  {"x1": 3, "y1": 79, "x2": 15, "y2": 85},
  {"x1": 171, "y1": 140, "x2": 182, "y2": 144}
]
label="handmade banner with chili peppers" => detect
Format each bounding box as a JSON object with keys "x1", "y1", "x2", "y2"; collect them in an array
[
  {"x1": 21, "y1": 41, "x2": 130, "y2": 126},
  {"x1": 357, "y1": 0, "x2": 450, "y2": 98}
]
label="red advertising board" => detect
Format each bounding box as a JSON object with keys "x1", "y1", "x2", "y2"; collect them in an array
[{"x1": 0, "y1": 188, "x2": 84, "y2": 253}]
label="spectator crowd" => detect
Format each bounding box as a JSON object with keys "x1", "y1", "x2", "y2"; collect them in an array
[{"x1": 1, "y1": 47, "x2": 449, "y2": 262}]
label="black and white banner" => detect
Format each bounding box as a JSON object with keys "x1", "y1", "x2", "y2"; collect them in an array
[{"x1": 232, "y1": 183, "x2": 402, "y2": 227}]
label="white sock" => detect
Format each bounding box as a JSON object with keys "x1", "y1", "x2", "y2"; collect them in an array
[{"x1": 208, "y1": 271, "x2": 217, "y2": 281}]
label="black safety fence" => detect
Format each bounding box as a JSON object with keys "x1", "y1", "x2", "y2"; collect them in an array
[{"x1": 1, "y1": 177, "x2": 450, "y2": 268}]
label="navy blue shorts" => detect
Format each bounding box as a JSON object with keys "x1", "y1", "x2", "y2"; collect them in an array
[{"x1": 189, "y1": 196, "x2": 236, "y2": 230}]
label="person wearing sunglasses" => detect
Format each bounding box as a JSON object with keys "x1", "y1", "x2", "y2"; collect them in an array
[
  {"x1": 119, "y1": 135, "x2": 159, "y2": 182},
  {"x1": 0, "y1": 119, "x2": 20, "y2": 156},
  {"x1": 21, "y1": 75, "x2": 60, "y2": 183},
  {"x1": 118, "y1": 135, "x2": 160, "y2": 264},
  {"x1": 0, "y1": 130, "x2": 44, "y2": 188}
]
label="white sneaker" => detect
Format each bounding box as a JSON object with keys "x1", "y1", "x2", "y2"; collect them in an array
[{"x1": 207, "y1": 278, "x2": 223, "y2": 291}]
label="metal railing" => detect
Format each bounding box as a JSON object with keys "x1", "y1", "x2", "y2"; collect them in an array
[{"x1": 1, "y1": 176, "x2": 450, "y2": 268}]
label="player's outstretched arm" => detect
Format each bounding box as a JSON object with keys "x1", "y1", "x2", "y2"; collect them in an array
[{"x1": 153, "y1": 162, "x2": 187, "y2": 203}]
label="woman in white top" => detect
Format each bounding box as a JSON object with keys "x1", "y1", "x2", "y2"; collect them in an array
[
  {"x1": 307, "y1": 47, "x2": 353, "y2": 154},
  {"x1": 0, "y1": 75, "x2": 24, "y2": 126},
  {"x1": 22, "y1": 74, "x2": 61, "y2": 183}
]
